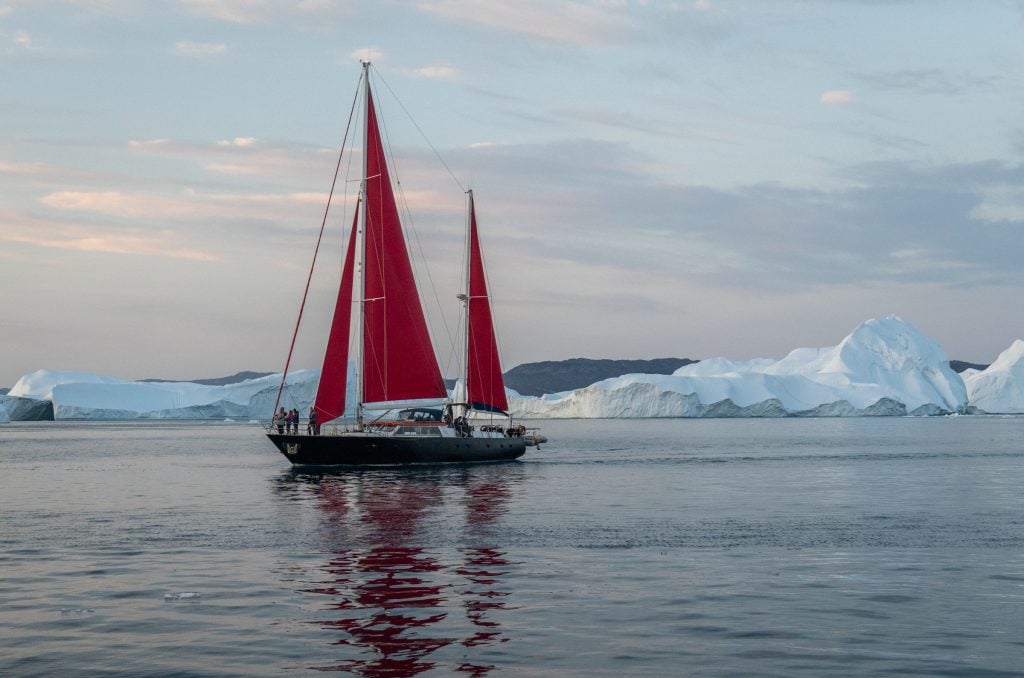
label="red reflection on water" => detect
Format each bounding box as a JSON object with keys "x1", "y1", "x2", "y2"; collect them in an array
[
  {"x1": 459, "y1": 479, "x2": 514, "y2": 663},
  {"x1": 312, "y1": 546, "x2": 451, "y2": 676},
  {"x1": 297, "y1": 473, "x2": 513, "y2": 676}
]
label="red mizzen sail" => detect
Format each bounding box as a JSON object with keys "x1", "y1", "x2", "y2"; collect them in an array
[
  {"x1": 361, "y1": 84, "x2": 446, "y2": 405},
  {"x1": 465, "y1": 192, "x2": 509, "y2": 414},
  {"x1": 313, "y1": 206, "x2": 358, "y2": 425}
]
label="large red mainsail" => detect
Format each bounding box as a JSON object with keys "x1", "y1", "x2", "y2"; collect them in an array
[
  {"x1": 361, "y1": 84, "x2": 446, "y2": 405},
  {"x1": 313, "y1": 206, "x2": 358, "y2": 425},
  {"x1": 465, "y1": 192, "x2": 509, "y2": 414}
]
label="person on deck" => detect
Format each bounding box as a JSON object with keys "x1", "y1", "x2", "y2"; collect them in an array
[
  {"x1": 308, "y1": 408, "x2": 318, "y2": 435},
  {"x1": 275, "y1": 407, "x2": 286, "y2": 434}
]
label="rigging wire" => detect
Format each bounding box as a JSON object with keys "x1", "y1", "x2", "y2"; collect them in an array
[
  {"x1": 271, "y1": 72, "x2": 363, "y2": 421},
  {"x1": 370, "y1": 65, "x2": 462, "y2": 384},
  {"x1": 374, "y1": 68, "x2": 466, "y2": 194}
]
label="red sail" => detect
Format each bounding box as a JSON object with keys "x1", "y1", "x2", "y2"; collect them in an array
[
  {"x1": 314, "y1": 208, "x2": 358, "y2": 424},
  {"x1": 466, "y1": 193, "x2": 509, "y2": 414},
  {"x1": 361, "y1": 85, "x2": 446, "y2": 405}
]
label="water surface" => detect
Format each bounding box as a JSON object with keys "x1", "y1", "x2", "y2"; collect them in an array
[{"x1": 1, "y1": 417, "x2": 1022, "y2": 676}]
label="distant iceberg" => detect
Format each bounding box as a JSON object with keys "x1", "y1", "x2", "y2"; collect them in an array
[
  {"x1": 964, "y1": 340, "x2": 1024, "y2": 414},
  {"x1": 3, "y1": 316, "x2": 1023, "y2": 421},
  {"x1": 510, "y1": 316, "x2": 972, "y2": 418},
  {"x1": 6, "y1": 369, "x2": 320, "y2": 421},
  {"x1": 0, "y1": 394, "x2": 54, "y2": 422}
]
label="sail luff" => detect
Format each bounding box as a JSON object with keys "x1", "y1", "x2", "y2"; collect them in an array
[
  {"x1": 313, "y1": 204, "x2": 359, "y2": 425},
  {"x1": 359, "y1": 72, "x2": 447, "y2": 405},
  {"x1": 465, "y1": 191, "x2": 510, "y2": 414}
]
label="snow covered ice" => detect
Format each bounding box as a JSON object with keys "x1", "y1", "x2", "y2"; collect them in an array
[
  {"x1": 3, "y1": 316, "x2": 1024, "y2": 420},
  {"x1": 6, "y1": 369, "x2": 319, "y2": 421},
  {"x1": 964, "y1": 340, "x2": 1024, "y2": 414},
  {"x1": 511, "y1": 316, "x2": 1018, "y2": 418}
]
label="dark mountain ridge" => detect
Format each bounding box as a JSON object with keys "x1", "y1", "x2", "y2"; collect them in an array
[
  {"x1": 140, "y1": 371, "x2": 273, "y2": 386},
  {"x1": 949, "y1": 360, "x2": 988, "y2": 374},
  {"x1": 503, "y1": 358, "x2": 699, "y2": 397}
]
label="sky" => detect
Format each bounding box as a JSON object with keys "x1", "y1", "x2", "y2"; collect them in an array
[{"x1": 2, "y1": 0, "x2": 1024, "y2": 387}]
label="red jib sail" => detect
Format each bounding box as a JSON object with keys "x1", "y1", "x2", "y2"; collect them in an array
[
  {"x1": 465, "y1": 192, "x2": 509, "y2": 414},
  {"x1": 313, "y1": 206, "x2": 358, "y2": 424},
  {"x1": 361, "y1": 84, "x2": 446, "y2": 405}
]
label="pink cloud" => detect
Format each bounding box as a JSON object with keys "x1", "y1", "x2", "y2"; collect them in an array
[{"x1": 821, "y1": 90, "x2": 854, "y2": 106}]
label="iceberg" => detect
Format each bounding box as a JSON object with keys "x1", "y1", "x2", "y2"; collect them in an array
[
  {"x1": 510, "y1": 316, "x2": 970, "y2": 418},
  {"x1": 4, "y1": 316, "x2": 1021, "y2": 421},
  {"x1": 7, "y1": 369, "x2": 321, "y2": 421},
  {"x1": 0, "y1": 394, "x2": 55, "y2": 422},
  {"x1": 964, "y1": 340, "x2": 1024, "y2": 414}
]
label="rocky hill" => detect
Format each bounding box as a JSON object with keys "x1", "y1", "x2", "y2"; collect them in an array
[
  {"x1": 950, "y1": 360, "x2": 989, "y2": 373},
  {"x1": 140, "y1": 371, "x2": 273, "y2": 386},
  {"x1": 503, "y1": 358, "x2": 698, "y2": 397}
]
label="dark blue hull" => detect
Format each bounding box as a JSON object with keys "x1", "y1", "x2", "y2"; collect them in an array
[{"x1": 266, "y1": 432, "x2": 526, "y2": 466}]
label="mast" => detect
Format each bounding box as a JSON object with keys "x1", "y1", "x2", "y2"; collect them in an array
[
  {"x1": 455, "y1": 190, "x2": 473, "y2": 418},
  {"x1": 357, "y1": 62, "x2": 447, "y2": 411},
  {"x1": 355, "y1": 60, "x2": 370, "y2": 429}
]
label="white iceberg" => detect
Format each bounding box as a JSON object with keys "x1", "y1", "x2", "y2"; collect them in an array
[
  {"x1": 964, "y1": 340, "x2": 1024, "y2": 414},
  {"x1": 6, "y1": 316, "x2": 1022, "y2": 421},
  {"x1": 8, "y1": 369, "x2": 321, "y2": 421},
  {"x1": 509, "y1": 316, "x2": 969, "y2": 418}
]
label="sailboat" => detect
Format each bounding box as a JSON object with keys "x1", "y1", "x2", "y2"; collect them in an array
[{"x1": 266, "y1": 62, "x2": 532, "y2": 466}]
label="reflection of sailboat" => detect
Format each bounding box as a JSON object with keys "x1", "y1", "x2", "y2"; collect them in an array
[
  {"x1": 266, "y1": 61, "x2": 533, "y2": 466},
  {"x1": 289, "y1": 469, "x2": 514, "y2": 675},
  {"x1": 312, "y1": 547, "x2": 451, "y2": 676}
]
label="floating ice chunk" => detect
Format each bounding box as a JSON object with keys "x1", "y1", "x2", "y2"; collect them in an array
[{"x1": 164, "y1": 592, "x2": 201, "y2": 600}]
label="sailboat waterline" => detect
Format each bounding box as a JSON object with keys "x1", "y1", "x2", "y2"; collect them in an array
[{"x1": 266, "y1": 62, "x2": 534, "y2": 466}]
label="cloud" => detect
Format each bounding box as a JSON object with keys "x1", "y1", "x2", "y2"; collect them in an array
[
  {"x1": 0, "y1": 209, "x2": 219, "y2": 261},
  {"x1": 39, "y1": 189, "x2": 330, "y2": 220},
  {"x1": 179, "y1": 0, "x2": 268, "y2": 23},
  {"x1": 178, "y1": 0, "x2": 351, "y2": 24},
  {"x1": 448, "y1": 140, "x2": 1024, "y2": 295},
  {"x1": 349, "y1": 46, "x2": 385, "y2": 64},
  {"x1": 0, "y1": 155, "x2": 119, "y2": 184},
  {"x1": 217, "y1": 136, "x2": 257, "y2": 147},
  {"x1": 971, "y1": 185, "x2": 1024, "y2": 223},
  {"x1": 555, "y1": 106, "x2": 741, "y2": 144},
  {"x1": 821, "y1": 90, "x2": 854, "y2": 106},
  {"x1": 416, "y1": 0, "x2": 629, "y2": 45},
  {"x1": 172, "y1": 40, "x2": 228, "y2": 57},
  {"x1": 41, "y1": 190, "x2": 205, "y2": 219},
  {"x1": 1, "y1": 25, "x2": 91, "y2": 58},
  {"x1": 126, "y1": 136, "x2": 328, "y2": 180},
  {"x1": 0, "y1": 160, "x2": 53, "y2": 176},
  {"x1": 128, "y1": 138, "x2": 171, "y2": 149},
  {"x1": 14, "y1": 232, "x2": 219, "y2": 261},
  {"x1": 856, "y1": 68, "x2": 994, "y2": 96},
  {"x1": 415, "y1": 65, "x2": 459, "y2": 80},
  {"x1": 203, "y1": 162, "x2": 263, "y2": 176}
]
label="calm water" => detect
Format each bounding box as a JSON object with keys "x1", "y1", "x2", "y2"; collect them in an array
[{"x1": 1, "y1": 417, "x2": 1023, "y2": 676}]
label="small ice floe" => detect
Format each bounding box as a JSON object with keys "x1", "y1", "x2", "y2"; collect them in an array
[
  {"x1": 164, "y1": 592, "x2": 201, "y2": 601},
  {"x1": 59, "y1": 608, "x2": 95, "y2": 616}
]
